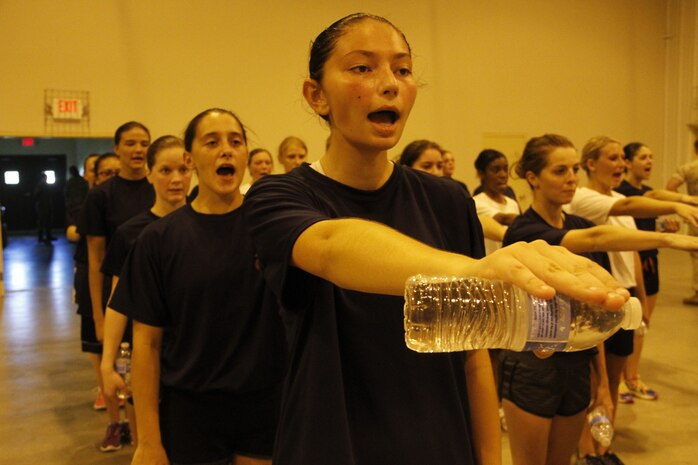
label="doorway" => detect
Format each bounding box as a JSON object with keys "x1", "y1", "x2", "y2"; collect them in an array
[{"x1": 0, "y1": 154, "x2": 67, "y2": 233}]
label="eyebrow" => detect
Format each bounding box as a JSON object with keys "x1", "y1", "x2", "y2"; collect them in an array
[
  {"x1": 343, "y1": 50, "x2": 411, "y2": 60},
  {"x1": 201, "y1": 131, "x2": 243, "y2": 139}
]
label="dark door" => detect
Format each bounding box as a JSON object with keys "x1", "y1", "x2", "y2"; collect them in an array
[{"x1": 0, "y1": 154, "x2": 66, "y2": 232}]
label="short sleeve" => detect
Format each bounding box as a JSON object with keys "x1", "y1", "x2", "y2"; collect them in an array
[
  {"x1": 567, "y1": 188, "x2": 617, "y2": 225},
  {"x1": 109, "y1": 227, "x2": 166, "y2": 325},
  {"x1": 243, "y1": 174, "x2": 329, "y2": 308}
]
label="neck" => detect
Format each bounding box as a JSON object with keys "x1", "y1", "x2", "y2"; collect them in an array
[
  {"x1": 119, "y1": 165, "x2": 146, "y2": 181},
  {"x1": 150, "y1": 199, "x2": 185, "y2": 218},
  {"x1": 320, "y1": 142, "x2": 394, "y2": 190},
  {"x1": 483, "y1": 187, "x2": 505, "y2": 203},
  {"x1": 624, "y1": 173, "x2": 643, "y2": 189},
  {"x1": 531, "y1": 196, "x2": 565, "y2": 229},
  {"x1": 586, "y1": 178, "x2": 612, "y2": 195},
  {"x1": 191, "y1": 189, "x2": 243, "y2": 214}
]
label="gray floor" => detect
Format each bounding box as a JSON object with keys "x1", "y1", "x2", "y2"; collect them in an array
[{"x1": 1, "y1": 235, "x2": 697, "y2": 465}]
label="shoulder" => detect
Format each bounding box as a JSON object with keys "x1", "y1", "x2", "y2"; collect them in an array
[{"x1": 563, "y1": 212, "x2": 595, "y2": 229}]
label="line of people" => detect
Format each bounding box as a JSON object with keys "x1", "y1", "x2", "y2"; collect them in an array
[{"x1": 64, "y1": 12, "x2": 698, "y2": 465}]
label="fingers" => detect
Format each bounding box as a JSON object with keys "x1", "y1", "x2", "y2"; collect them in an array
[{"x1": 483, "y1": 241, "x2": 628, "y2": 309}]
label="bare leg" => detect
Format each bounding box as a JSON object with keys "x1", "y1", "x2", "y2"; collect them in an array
[
  {"x1": 624, "y1": 293, "x2": 655, "y2": 382},
  {"x1": 502, "y1": 399, "x2": 551, "y2": 465},
  {"x1": 545, "y1": 410, "x2": 586, "y2": 465}
]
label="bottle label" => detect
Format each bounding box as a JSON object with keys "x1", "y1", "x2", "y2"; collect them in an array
[
  {"x1": 522, "y1": 295, "x2": 571, "y2": 351},
  {"x1": 589, "y1": 414, "x2": 610, "y2": 426}
]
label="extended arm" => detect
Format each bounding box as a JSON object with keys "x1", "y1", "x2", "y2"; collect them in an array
[
  {"x1": 560, "y1": 225, "x2": 698, "y2": 254},
  {"x1": 609, "y1": 196, "x2": 698, "y2": 227},
  {"x1": 479, "y1": 215, "x2": 507, "y2": 242},
  {"x1": 292, "y1": 218, "x2": 628, "y2": 308},
  {"x1": 643, "y1": 188, "x2": 698, "y2": 206},
  {"x1": 130, "y1": 322, "x2": 169, "y2": 465},
  {"x1": 465, "y1": 349, "x2": 501, "y2": 465}
]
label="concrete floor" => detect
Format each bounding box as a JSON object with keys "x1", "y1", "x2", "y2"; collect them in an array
[{"x1": 1, "y1": 235, "x2": 697, "y2": 465}]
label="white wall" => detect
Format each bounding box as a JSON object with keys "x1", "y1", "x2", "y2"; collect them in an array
[{"x1": 0, "y1": 0, "x2": 684, "y2": 188}]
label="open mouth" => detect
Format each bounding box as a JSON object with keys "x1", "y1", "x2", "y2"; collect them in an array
[
  {"x1": 368, "y1": 110, "x2": 398, "y2": 125},
  {"x1": 217, "y1": 165, "x2": 236, "y2": 176}
]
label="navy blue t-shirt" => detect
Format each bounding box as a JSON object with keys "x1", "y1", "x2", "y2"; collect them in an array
[
  {"x1": 110, "y1": 204, "x2": 286, "y2": 393},
  {"x1": 101, "y1": 210, "x2": 160, "y2": 277},
  {"x1": 615, "y1": 179, "x2": 658, "y2": 260},
  {"x1": 245, "y1": 163, "x2": 484, "y2": 465}
]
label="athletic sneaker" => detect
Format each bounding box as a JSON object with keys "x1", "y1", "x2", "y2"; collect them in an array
[
  {"x1": 577, "y1": 455, "x2": 606, "y2": 465},
  {"x1": 600, "y1": 451, "x2": 625, "y2": 465},
  {"x1": 99, "y1": 422, "x2": 123, "y2": 452},
  {"x1": 618, "y1": 380, "x2": 634, "y2": 404},
  {"x1": 93, "y1": 388, "x2": 106, "y2": 410},
  {"x1": 626, "y1": 378, "x2": 658, "y2": 401},
  {"x1": 119, "y1": 421, "x2": 132, "y2": 445}
]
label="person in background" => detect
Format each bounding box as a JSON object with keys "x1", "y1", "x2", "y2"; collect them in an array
[
  {"x1": 473, "y1": 149, "x2": 517, "y2": 201},
  {"x1": 100, "y1": 135, "x2": 192, "y2": 452},
  {"x1": 473, "y1": 149, "x2": 521, "y2": 255},
  {"x1": 65, "y1": 164, "x2": 89, "y2": 213},
  {"x1": 245, "y1": 13, "x2": 629, "y2": 465},
  {"x1": 399, "y1": 139, "x2": 506, "y2": 243},
  {"x1": 34, "y1": 172, "x2": 56, "y2": 243},
  {"x1": 240, "y1": 148, "x2": 274, "y2": 194},
  {"x1": 568, "y1": 135, "x2": 698, "y2": 464},
  {"x1": 615, "y1": 142, "x2": 684, "y2": 402},
  {"x1": 67, "y1": 152, "x2": 113, "y2": 412},
  {"x1": 278, "y1": 136, "x2": 308, "y2": 173},
  {"x1": 113, "y1": 109, "x2": 285, "y2": 465},
  {"x1": 667, "y1": 139, "x2": 698, "y2": 305},
  {"x1": 504, "y1": 134, "x2": 698, "y2": 465},
  {"x1": 78, "y1": 122, "x2": 154, "y2": 452},
  {"x1": 441, "y1": 149, "x2": 471, "y2": 195},
  {"x1": 442, "y1": 150, "x2": 456, "y2": 178},
  {"x1": 398, "y1": 139, "x2": 444, "y2": 176}
]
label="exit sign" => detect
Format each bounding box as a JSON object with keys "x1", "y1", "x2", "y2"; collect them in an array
[{"x1": 51, "y1": 98, "x2": 83, "y2": 120}]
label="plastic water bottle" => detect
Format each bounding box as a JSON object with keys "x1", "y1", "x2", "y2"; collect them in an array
[
  {"x1": 403, "y1": 275, "x2": 641, "y2": 353},
  {"x1": 587, "y1": 406, "x2": 613, "y2": 447},
  {"x1": 115, "y1": 342, "x2": 132, "y2": 400}
]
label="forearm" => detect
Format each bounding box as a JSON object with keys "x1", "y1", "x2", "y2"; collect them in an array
[
  {"x1": 292, "y1": 218, "x2": 475, "y2": 296},
  {"x1": 610, "y1": 196, "x2": 679, "y2": 218},
  {"x1": 644, "y1": 189, "x2": 698, "y2": 205},
  {"x1": 492, "y1": 212, "x2": 518, "y2": 226},
  {"x1": 563, "y1": 226, "x2": 676, "y2": 253},
  {"x1": 465, "y1": 350, "x2": 501, "y2": 465},
  {"x1": 132, "y1": 323, "x2": 163, "y2": 448},
  {"x1": 102, "y1": 309, "x2": 128, "y2": 367},
  {"x1": 479, "y1": 215, "x2": 507, "y2": 242}
]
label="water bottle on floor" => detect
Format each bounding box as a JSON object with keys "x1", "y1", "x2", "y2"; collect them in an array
[
  {"x1": 403, "y1": 275, "x2": 641, "y2": 353},
  {"x1": 115, "y1": 342, "x2": 131, "y2": 400},
  {"x1": 587, "y1": 406, "x2": 613, "y2": 447}
]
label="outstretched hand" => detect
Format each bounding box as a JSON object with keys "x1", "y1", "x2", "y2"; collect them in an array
[{"x1": 464, "y1": 240, "x2": 629, "y2": 309}]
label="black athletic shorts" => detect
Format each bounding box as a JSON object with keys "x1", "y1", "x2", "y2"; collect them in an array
[
  {"x1": 80, "y1": 314, "x2": 102, "y2": 354},
  {"x1": 499, "y1": 351, "x2": 592, "y2": 418},
  {"x1": 160, "y1": 385, "x2": 280, "y2": 465},
  {"x1": 604, "y1": 287, "x2": 636, "y2": 357},
  {"x1": 641, "y1": 255, "x2": 659, "y2": 297}
]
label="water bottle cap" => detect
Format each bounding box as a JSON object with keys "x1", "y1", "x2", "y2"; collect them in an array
[{"x1": 621, "y1": 297, "x2": 642, "y2": 330}]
